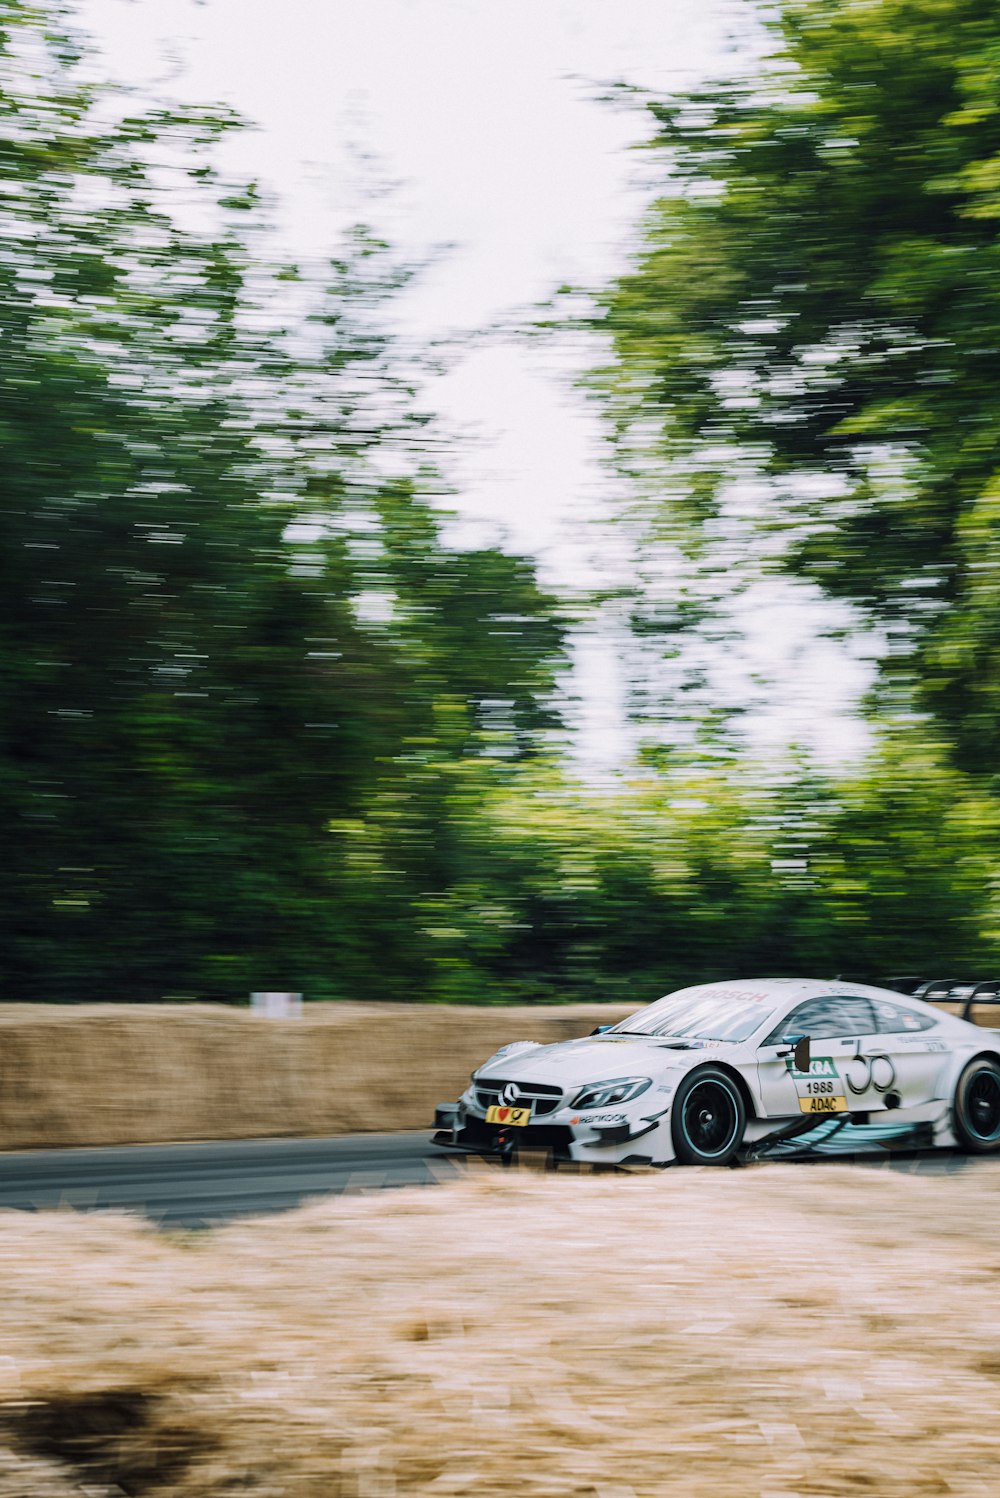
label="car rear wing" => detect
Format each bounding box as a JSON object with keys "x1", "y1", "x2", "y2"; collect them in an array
[{"x1": 883, "y1": 977, "x2": 1000, "y2": 1023}]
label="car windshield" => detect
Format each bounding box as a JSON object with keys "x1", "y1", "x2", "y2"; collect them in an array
[{"x1": 612, "y1": 987, "x2": 777, "y2": 1044}]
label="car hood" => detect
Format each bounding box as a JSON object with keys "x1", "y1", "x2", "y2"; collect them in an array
[{"x1": 476, "y1": 1033, "x2": 722, "y2": 1090}]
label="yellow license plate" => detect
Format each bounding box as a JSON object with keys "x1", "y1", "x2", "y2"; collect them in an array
[
  {"x1": 799, "y1": 1095, "x2": 848, "y2": 1114},
  {"x1": 485, "y1": 1105, "x2": 531, "y2": 1127}
]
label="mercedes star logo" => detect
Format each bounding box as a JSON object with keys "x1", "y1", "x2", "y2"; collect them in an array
[{"x1": 501, "y1": 1082, "x2": 522, "y2": 1106}]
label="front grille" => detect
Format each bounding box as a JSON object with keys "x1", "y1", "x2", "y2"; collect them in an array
[
  {"x1": 460, "y1": 1115, "x2": 572, "y2": 1151},
  {"x1": 474, "y1": 1079, "x2": 564, "y2": 1117}
]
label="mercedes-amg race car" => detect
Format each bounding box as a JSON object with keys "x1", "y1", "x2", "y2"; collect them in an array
[{"x1": 431, "y1": 978, "x2": 1000, "y2": 1167}]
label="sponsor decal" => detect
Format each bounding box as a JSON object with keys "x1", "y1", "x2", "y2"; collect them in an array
[
  {"x1": 485, "y1": 1105, "x2": 531, "y2": 1127},
  {"x1": 710, "y1": 988, "x2": 771, "y2": 1003},
  {"x1": 799, "y1": 1094, "x2": 848, "y2": 1114},
  {"x1": 577, "y1": 1111, "x2": 628, "y2": 1124},
  {"x1": 786, "y1": 1056, "x2": 839, "y2": 1080},
  {"x1": 491, "y1": 1042, "x2": 539, "y2": 1060},
  {"x1": 786, "y1": 1054, "x2": 848, "y2": 1113}
]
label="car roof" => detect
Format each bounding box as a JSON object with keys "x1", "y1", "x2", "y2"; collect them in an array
[{"x1": 664, "y1": 978, "x2": 940, "y2": 1010}]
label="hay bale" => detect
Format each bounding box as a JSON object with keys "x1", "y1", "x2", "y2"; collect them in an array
[{"x1": 0, "y1": 1003, "x2": 632, "y2": 1149}]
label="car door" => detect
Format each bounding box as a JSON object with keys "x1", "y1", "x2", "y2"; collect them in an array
[
  {"x1": 756, "y1": 994, "x2": 879, "y2": 1120},
  {"x1": 866, "y1": 995, "x2": 951, "y2": 1108}
]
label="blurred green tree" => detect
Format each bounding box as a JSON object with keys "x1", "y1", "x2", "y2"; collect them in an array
[
  {"x1": 0, "y1": 1, "x2": 567, "y2": 1001},
  {"x1": 7, "y1": 0, "x2": 996, "y2": 1010},
  {"x1": 599, "y1": 0, "x2": 1000, "y2": 775}
]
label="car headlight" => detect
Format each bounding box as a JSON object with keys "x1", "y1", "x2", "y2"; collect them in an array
[{"x1": 572, "y1": 1076, "x2": 652, "y2": 1109}]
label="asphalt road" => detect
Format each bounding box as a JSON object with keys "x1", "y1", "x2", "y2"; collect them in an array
[
  {"x1": 0, "y1": 1132, "x2": 473, "y2": 1228},
  {"x1": 0, "y1": 1129, "x2": 984, "y2": 1228}
]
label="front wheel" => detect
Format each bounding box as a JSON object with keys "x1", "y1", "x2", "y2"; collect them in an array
[
  {"x1": 953, "y1": 1058, "x2": 1000, "y2": 1153},
  {"x1": 671, "y1": 1066, "x2": 747, "y2": 1166}
]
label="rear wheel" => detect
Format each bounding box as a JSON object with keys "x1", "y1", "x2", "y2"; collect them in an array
[
  {"x1": 671, "y1": 1067, "x2": 747, "y2": 1166},
  {"x1": 953, "y1": 1058, "x2": 1000, "y2": 1153}
]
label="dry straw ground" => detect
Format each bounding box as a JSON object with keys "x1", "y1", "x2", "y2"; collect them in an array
[
  {"x1": 0, "y1": 1004, "x2": 632, "y2": 1150},
  {"x1": 1, "y1": 1162, "x2": 1000, "y2": 1497}
]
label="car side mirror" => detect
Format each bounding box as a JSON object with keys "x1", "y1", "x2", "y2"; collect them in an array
[{"x1": 776, "y1": 1033, "x2": 811, "y2": 1072}]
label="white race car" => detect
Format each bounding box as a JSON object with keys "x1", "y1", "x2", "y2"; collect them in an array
[{"x1": 431, "y1": 978, "x2": 1000, "y2": 1167}]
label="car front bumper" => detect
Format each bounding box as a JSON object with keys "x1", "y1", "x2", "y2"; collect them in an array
[{"x1": 431, "y1": 1099, "x2": 670, "y2": 1166}]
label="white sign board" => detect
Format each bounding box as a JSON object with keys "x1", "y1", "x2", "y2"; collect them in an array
[{"x1": 250, "y1": 991, "x2": 303, "y2": 1018}]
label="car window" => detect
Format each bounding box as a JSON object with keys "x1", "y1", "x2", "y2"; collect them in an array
[
  {"x1": 763, "y1": 994, "x2": 877, "y2": 1044},
  {"x1": 611, "y1": 987, "x2": 776, "y2": 1043},
  {"x1": 871, "y1": 998, "x2": 937, "y2": 1034}
]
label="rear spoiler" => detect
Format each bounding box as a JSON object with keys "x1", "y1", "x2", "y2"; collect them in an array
[{"x1": 882, "y1": 977, "x2": 1000, "y2": 1022}]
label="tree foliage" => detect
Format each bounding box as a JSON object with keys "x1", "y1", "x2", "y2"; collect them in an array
[
  {"x1": 4, "y1": 0, "x2": 1000, "y2": 1009},
  {"x1": 0, "y1": 1, "x2": 566, "y2": 1001},
  {"x1": 600, "y1": 0, "x2": 1000, "y2": 774}
]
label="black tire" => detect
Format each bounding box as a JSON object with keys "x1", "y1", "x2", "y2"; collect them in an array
[
  {"x1": 671, "y1": 1066, "x2": 747, "y2": 1166},
  {"x1": 953, "y1": 1057, "x2": 1000, "y2": 1153}
]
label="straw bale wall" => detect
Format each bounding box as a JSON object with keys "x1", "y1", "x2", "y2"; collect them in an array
[
  {"x1": 0, "y1": 1002, "x2": 631, "y2": 1151},
  {"x1": 0, "y1": 998, "x2": 994, "y2": 1152}
]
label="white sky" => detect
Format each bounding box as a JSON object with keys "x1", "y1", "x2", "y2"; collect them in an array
[{"x1": 80, "y1": 0, "x2": 873, "y2": 770}]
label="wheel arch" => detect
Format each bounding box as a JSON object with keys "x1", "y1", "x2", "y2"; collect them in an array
[
  {"x1": 966, "y1": 1046, "x2": 1000, "y2": 1067},
  {"x1": 934, "y1": 1042, "x2": 999, "y2": 1102},
  {"x1": 670, "y1": 1060, "x2": 752, "y2": 1166},
  {"x1": 944, "y1": 1045, "x2": 1000, "y2": 1097},
  {"x1": 690, "y1": 1059, "x2": 758, "y2": 1121},
  {"x1": 951, "y1": 1049, "x2": 1000, "y2": 1153}
]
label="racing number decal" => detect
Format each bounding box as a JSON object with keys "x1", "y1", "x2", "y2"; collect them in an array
[
  {"x1": 785, "y1": 1051, "x2": 899, "y2": 1111},
  {"x1": 786, "y1": 1055, "x2": 848, "y2": 1114},
  {"x1": 801, "y1": 1077, "x2": 844, "y2": 1114}
]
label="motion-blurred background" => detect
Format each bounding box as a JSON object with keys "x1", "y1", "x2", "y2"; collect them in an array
[{"x1": 4, "y1": 0, "x2": 999, "y2": 1006}]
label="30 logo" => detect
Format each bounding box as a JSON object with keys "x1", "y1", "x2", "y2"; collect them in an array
[{"x1": 846, "y1": 1053, "x2": 896, "y2": 1095}]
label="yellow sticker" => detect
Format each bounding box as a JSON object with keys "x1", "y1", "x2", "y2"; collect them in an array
[
  {"x1": 799, "y1": 1095, "x2": 847, "y2": 1114},
  {"x1": 485, "y1": 1105, "x2": 531, "y2": 1127}
]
